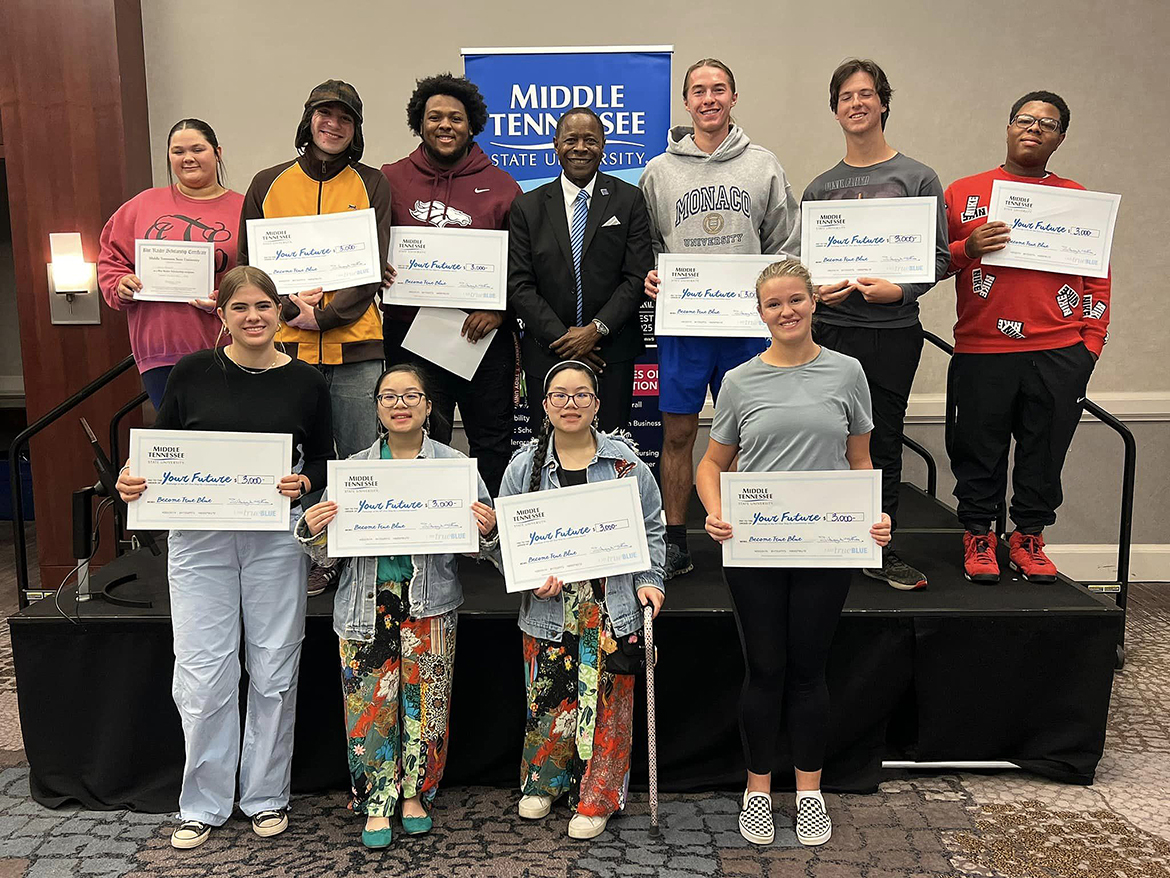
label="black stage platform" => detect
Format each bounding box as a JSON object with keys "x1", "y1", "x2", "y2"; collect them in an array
[{"x1": 9, "y1": 484, "x2": 1122, "y2": 812}]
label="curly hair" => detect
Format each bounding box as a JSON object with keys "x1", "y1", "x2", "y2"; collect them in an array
[{"x1": 405, "y1": 73, "x2": 489, "y2": 137}]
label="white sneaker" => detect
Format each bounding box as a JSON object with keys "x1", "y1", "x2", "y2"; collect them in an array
[
  {"x1": 738, "y1": 790, "x2": 774, "y2": 845},
  {"x1": 251, "y1": 808, "x2": 288, "y2": 838},
  {"x1": 518, "y1": 794, "x2": 553, "y2": 819},
  {"x1": 795, "y1": 794, "x2": 832, "y2": 846},
  {"x1": 567, "y1": 813, "x2": 610, "y2": 839},
  {"x1": 171, "y1": 820, "x2": 211, "y2": 850}
]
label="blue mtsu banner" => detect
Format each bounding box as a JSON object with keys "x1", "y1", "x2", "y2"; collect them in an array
[{"x1": 462, "y1": 46, "x2": 673, "y2": 192}]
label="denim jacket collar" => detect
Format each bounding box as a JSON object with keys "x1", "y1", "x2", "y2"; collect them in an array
[
  {"x1": 536, "y1": 428, "x2": 639, "y2": 472},
  {"x1": 355, "y1": 432, "x2": 439, "y2": 463}
]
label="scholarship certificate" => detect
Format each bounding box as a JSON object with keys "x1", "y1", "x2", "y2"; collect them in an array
[
  {"x1": 245, "y1": 209, "x2": 381, "y2": 296},
  {"x1": 325, "y1": 458, "x2": 479, "y2": 557},
  {"x1": 134, "y1": 240, "x2": 214, "y2": 302},
  {"x1": 495, "y1": 480, "x2": 651, "y2": 593},
  {"x1": 384, "y1": 227, "x2": 508, "y2": 309},
  {"x1": 981, "y1": 180, "x2": 1120, "y2": 278},
  {"x1": 721, "y1": 470, "x2": 881, "y2": 568},
  {"x1": 801, "y1": 197, "x2": 937, "y2": 284},
  {"x1": 654, "y1": 253, "x2": 775, "y2": 337},
  {"x1": 127, "y1": 429, "x2": 292, "y2": 531}
]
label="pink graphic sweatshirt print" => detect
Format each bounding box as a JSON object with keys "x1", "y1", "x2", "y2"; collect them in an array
[{"x1": 98, "y1": 186, "x2": 244, "y2": 372}]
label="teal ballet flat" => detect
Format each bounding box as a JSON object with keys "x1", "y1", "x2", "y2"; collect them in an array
[
  {"x1": 361, "y1": 826, "x2": 393, "y2": 849},
  {"x1": 401, "y1": 812, "x2": 433, "y2": 835}
]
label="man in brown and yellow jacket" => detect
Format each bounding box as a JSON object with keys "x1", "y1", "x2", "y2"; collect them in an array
[{"x1": 239, "y1": 79, "x2": 390, "y2": 463}]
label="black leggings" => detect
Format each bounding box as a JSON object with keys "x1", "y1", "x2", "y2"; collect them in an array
[{"x1": 724, "y1": 566, "x2": 851, "y2": 774}]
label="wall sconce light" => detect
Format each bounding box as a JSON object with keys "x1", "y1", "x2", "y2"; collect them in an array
[{"x1": 47, "y1": 232, "x2": 101, "y2": 325}]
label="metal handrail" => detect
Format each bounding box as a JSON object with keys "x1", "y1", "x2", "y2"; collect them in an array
[
  {"x1": 921, "y1": 330, "x2": 1136, "y2": 627},
  {"x1": 900, "y1": 434, "x2": 938, "y2": 497},
  {"x1": 8, "y1": 355, "x2": 139, "y2": 609},
  {"x1": 109, "y1": 391, "x2": 150, "y2": 554}
]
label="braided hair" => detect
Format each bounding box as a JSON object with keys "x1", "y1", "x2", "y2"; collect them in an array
[{"x1": 526, "y1": 361, "x2": 599, "y2": 493}]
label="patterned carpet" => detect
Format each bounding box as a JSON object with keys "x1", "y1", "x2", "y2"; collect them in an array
[{"x1": 0, "y1": 525, "x2": 1166, "y2": 876}]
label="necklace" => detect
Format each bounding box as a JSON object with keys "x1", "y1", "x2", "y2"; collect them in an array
[{"x1": 225, "y1": 346, "x2": 281, "y2": 375}]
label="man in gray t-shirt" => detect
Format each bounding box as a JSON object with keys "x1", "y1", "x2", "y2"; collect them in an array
[
  {"x1": 711, "y1": 348, "x2": 873, "y2": 474},
  {"x1": 799, "y1": 59, "x2": 948, "y2": 592}
]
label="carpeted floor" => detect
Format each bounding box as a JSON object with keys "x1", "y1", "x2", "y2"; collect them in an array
[{"x1": 0, "y1": 522, "x2": 1167, "y2": 877}]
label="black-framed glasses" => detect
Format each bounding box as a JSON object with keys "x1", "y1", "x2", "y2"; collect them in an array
[
  {"x1": 377, "y1": 391, "x2": 426, "y2": 408},
  {"x1": 1011, "y1": 113, "x2": 1062, "y2": 134},
  {"x1": 546, "y1": 391, "x2": 597, "y2": 408}
]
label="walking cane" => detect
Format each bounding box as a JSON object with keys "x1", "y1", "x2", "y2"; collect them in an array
[{"x1": 644, "y1": 604, "x2": 661, "y2": 837}]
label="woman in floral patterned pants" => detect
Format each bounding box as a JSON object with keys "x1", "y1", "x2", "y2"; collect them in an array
[
  {"x1": 497, "y1": 361, "x2": 666, "y2": 840},
  {"x1": 298, "y1": 364, "x2": 498, "y2": 849}
]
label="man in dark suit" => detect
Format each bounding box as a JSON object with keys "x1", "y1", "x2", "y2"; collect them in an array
[{"x1": 508, "y1": 107, "x2": 653, "y2": 433}]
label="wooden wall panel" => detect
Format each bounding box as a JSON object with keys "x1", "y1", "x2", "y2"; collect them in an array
[{"x1": 0, "y1": 0, "x2": 150, "y2": 591}]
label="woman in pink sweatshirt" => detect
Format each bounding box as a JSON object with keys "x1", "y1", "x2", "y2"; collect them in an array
[{"x1": 98, "y1": 119, "x2": 244, "y2": 407}]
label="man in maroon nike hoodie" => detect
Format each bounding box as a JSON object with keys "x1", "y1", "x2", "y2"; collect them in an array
[{"x1": 382, "y1": 72, "x2": 522, "y2": 494}]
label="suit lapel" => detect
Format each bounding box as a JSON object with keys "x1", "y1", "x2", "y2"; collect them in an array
[
  {"x1": 541, "y1": 183, "x2": 575, "y2": 270},
  {"x1": 580, "y1": 175, "x2": 611, "y2": 257}
]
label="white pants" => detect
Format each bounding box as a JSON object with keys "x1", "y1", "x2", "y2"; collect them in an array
[{"x1": 168, "y1": 522, "x2": 309, "y2": 825}]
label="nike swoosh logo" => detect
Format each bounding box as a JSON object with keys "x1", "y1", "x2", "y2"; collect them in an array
[
  {"x1": 1076, "y1": 397, "x2": 1085, "y2": 403},
  {"x1": 474, "y1": 188, "x2": 490, "y2": 193}
]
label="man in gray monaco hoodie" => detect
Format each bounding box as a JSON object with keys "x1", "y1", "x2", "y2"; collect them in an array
[{"x1": 640, "y1": 58, "x2": 800, "y2": 579}]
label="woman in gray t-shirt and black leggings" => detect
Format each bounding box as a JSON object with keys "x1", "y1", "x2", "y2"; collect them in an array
[{"x1": 696, "y1": 259, "x2": 891, "y2": 849}]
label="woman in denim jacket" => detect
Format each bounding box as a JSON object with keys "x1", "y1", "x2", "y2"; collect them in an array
[
  {"x1": 296, "y1": 364, "x2": 497, "y2": 849},
  {"x1": 498, "y1": 360, "x2": 665, "y2": 841}
]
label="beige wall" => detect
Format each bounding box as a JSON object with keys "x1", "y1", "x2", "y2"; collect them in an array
[{"x1": 141, "y1": 0, "x2": 1169, "y2": 398}]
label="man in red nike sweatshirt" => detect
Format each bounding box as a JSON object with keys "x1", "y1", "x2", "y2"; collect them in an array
[
  {"x1": 944, "y1": 90, "x2": 1111, "y2": 585},
  {"x1": 381, "y1": 73, "x2": 522, "y2": 495}
]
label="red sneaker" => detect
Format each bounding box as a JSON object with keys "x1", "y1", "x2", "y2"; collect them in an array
[
  {"x1": 1008, "y1": 531, "x2": 1058, "y2": 583},
  {"x1": 963, "y1": 531, "x2": 1000, "y2": 583}
]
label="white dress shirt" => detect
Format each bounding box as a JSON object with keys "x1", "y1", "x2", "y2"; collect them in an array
[{"x1": 560, "y1": 173, "x2": 597, "y2": 229}]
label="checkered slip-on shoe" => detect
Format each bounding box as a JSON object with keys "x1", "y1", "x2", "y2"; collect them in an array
[
  {"x1": 738, "y1": 790, "x2": 774, "y2": 845},
  {"x1": 795, "y1": 795, "x2": 832, "y2": 846}
]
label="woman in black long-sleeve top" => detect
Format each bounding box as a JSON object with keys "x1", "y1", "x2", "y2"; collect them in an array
[{"x1": 117, "y1": 265, "x2": 332, "y2": 851}]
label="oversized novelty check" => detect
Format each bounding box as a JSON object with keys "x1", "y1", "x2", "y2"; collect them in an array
[
  {"x1": 981, "y1": 180, "x2": 1119, "y2": 278},
  {"x1": 384, "y1": 227, "x2": 507, "y2": 309},
  {"x1": 245, "y1": 209, "x2": 381, "y2": 296},
  {"x1": 495, "y1": 479, "x2": 651, "y2": 593},
  {"x1": 801, "y1": 197, "x2": 937, "y2": 284},
  {"x1": 325, "y1": 458, "x2": 479, "y2": 557},
  {"x1": 721, "y1": 470, "x2": 881, "y2": 568},
  {"x1": 653, "y1": 253, "x2": 775, "y2": 337},
  {"x1": 134, "y1": 240, "x2": 214, "y2": 302},
  {"x1": 127, "y1": 429, "x2": 292, "y2": 531}
]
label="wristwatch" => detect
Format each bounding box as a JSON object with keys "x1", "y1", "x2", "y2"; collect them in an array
[{"x1": 592, "y1": 318, "x2": 610, "y2": 337}]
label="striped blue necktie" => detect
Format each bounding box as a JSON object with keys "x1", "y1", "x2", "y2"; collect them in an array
[{"x1": 570, "y1": 188, "x2": 589, "y2": 325}]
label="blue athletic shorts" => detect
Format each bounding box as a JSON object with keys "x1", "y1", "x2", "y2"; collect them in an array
[{"x1": 657, "y1": 335, "x2": 768, "y2": 414}]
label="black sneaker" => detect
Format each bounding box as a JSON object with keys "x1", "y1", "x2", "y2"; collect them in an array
[
  {"x1": 795, "y1": 795, "x2": 832, "y2": 846},
  {"x1": 664, "y1": 542, "x2": 694, "y2": 580},
  {"x1": 863, "y1": 550, "x2": 927, "y2": 591},
  {"x1": 307, "y1": 563, "x2": 340, "y2": 598}
]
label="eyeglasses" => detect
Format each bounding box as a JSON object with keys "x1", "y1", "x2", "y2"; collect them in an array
[
  {"x1": 377, "y1": 392, "x2": 425, "y2": 408},
  {"x1": 1011, "y1": 114, "x2": 1062, "y2": 134},
  {"x1": 546, "y1": 391, "x2": 597, "y2": 408}
]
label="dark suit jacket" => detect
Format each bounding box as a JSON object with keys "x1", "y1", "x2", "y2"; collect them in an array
[{"x1": 507, "y1": 172, "x2": 653, "y2": 370}]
